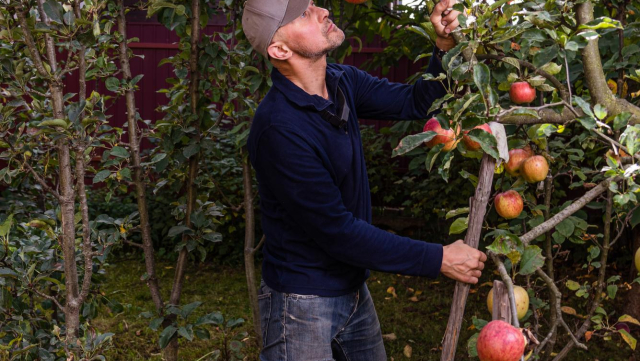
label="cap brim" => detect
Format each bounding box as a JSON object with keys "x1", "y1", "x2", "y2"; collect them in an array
[{"x1": 281, "y1": 0, "x2": 311, "y2": 28}]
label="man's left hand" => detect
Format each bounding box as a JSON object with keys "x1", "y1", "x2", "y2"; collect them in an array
[{"x1": 430, "y1": 0, "x2": 461, "y2": 51}]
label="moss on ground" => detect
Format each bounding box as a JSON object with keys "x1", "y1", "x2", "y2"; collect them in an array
[{"x1": 94, "y1": 258, "x2": 637, "y2": 360}]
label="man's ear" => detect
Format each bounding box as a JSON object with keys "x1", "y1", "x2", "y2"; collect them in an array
[{"x1": 267, "y1": 41, "x2": 293, "y2": 61}]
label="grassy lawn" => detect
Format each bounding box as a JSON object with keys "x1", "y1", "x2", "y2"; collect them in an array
[{"x1": 95, "y1": 257, "x2": 638, "y2": 360}]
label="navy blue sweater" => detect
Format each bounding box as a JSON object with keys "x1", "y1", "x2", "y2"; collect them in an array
[{"x1": 247, "y1": 57, "x2": 447, "y2": 296}]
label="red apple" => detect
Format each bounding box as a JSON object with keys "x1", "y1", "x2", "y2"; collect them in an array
[
  {"x1": 505, "y1": 149, "x2": 530, "y2": 176},
  {"x1": 495, "y1": 190, "x2": 523, "y2": 219},
  {"x1": 423, "y1": 118, "x2": 459, "y2": 152},
  {"x1": 510, "y1": 82, "x2": 536, "y2": 104},
  {"x1": 463, "y1": 123, "x2": 493, "y2": 151},
  {"x1": 487, "y1": 285, "x2": 530, "y2": 320},
  {"x1": 477, "y1": 320, "x2": 526, "y2": 361},
  {"x1": 521, "y1": 155, "x2": 549, "y2": 183}
]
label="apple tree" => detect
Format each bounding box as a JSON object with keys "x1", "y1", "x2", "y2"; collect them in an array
[{"x1": 388, "y1": 0, "x2": 640, "y2": 359}]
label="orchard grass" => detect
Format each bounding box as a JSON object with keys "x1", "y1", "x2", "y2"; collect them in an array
[{"x1": 95, "y1": 258, "x2": 636, "y2": 360}]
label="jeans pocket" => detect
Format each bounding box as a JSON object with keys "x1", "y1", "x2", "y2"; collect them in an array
[{"x1": 258, "y1": 292, "x2": 271, "y2": 342}]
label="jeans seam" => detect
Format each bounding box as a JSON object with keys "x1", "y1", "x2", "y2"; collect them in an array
[
  {"x1": 335, "y1": 289, "x2": 360, "y2": 337},
  {"x1": 282, "y1": 293, "x2": 288, "y2": 361}
]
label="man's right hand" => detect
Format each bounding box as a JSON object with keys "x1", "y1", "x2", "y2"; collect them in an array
[{"x1": 440, "y1": 240, "x2": 487, "y2": 284}]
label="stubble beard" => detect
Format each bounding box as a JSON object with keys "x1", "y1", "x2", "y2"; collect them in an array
[{"x1": 293, "y1": 26, "x2": 345, "y2": 60}]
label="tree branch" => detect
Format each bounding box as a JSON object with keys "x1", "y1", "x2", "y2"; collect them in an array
[
  {"x1": 520, "y1": 177, "x2": 617, "y2": 246},
  {"x1": 576, "y1": 1, "x2": 640, "y2": 124}
]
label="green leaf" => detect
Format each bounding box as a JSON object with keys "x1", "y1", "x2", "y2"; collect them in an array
[
  {"x1": 196, "y1": 312, "x2": 224, "y2": 326},
  {"x1": 519, "y1": 245, "x2": 545, "y2": 275},
  {"x1": 446, "y1": 207, "x2": 470, "y2": 220},
  {"x1": 110, "y1": 146, "x2": 130, "y2": 158},
  {"x1": 0, "y1": 214, "x2": 13, "y2": 238},
  {"x1": 0, "y1": 268, "x2": 18, "y2": 278},
  {"x1": 427, "y1": 94, "x2": 454, "y2": 116},
  {"x1": 442, "y1": 42, "x2": 464, "y2": 72},
  {"x1": 613, "y1": 112, "x2": 632, "y2": 131},
  {"x1": 473, "y1": 63, "x2": 493, "y2": 108},
  {"x1": 105, "y1": 77, "x2": 120, "y2": 92},
  {"x1": 93, "y1": 170, "x2": 111, "y2": 184},
  {"x1": 43, "y1": 0, "x2": 64, "y2": 24},
  {"x1": 556, "y1": 218, "x2": 575, "y2": 238},
  {"x1": 578, "y1": 17, "x2": 623, "y2": 31},
  {"x1": 594, "y1": 104, "x2": 607, "y2": 120},
  {"x1": 181, "y1": 301, "x2": 202, "y2": 319},
  {"x1": 467, "y1": 129, "x2": 499, "y2": 160},
  {"x1": 449, "y1": 217, "x2": 469, "y2": 235},
  {"x1": 392, "y1": 132, "x2": 437, "y2": 158},
  {"x1": 178, "y1": 326, "x2": 193, "y2": 341},
  {"x1": 539, "y1": 62, "x2": 562, "y2": 75},
  {"x1": 500, "y1": 57, "x2": 520, "y2": 70},
  {"x1": 167, "y1": 225, "x2": 193, "y2": 238},
  {"x1": 182, "y1": 143, "x2": 200, "y2": 159},
  {"x1": 607, "y1": 284, "x2": 618, "y2": 299},
  {"x1": 467, "y1": 333, "x2": 479, "y2": 358},
  {"x1": 158, "y1": 326, "x2": 177, "y2": 349},
  {"x1": 619, "y1": 329, "x2": 637, "y2": 350},
  {"x1": 566, "y1": 280, "x2": 580, "y2": 291},
  {"x1": 533, "y1": 45, "x2": 559, "y2": 68},
  {"x1": 149, "y1": 317, "x2": 164, "y2": 331},
  {"x1": 130, "y1": 74, "x2": 144, "y2": 86}
]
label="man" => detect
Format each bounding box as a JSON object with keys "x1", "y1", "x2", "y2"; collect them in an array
[{"x1": 242, "y1": 1, "x2": 487, "y2": 360}]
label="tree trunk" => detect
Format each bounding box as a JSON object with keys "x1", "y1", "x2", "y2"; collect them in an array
[
  {"x1": 165, "y1": 0, "x2": 202, "y2": 358},
  {"x1": 242, "y1": 149, "x2": 262, "y2": 349},
  {"x1": 116, "y1": 0, "x2": 165, "y2": 315},
  {"x1": 441, "y1": 153, "x2": 496, "y2": 361}
]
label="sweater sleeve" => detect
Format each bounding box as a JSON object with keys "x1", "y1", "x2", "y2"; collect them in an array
[
  {"x1": 348, "y1": 55, "x2": 447, "y2": 121},
  {"x1": 254, "y1": 125, "x2": 443, "y2": 278}
]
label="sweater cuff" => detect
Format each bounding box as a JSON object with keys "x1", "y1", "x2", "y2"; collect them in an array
[{"x1": 421, "y1": 242, "x2": 444, "y2": 279}]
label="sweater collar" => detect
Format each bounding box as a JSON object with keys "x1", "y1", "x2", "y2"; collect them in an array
[{"x1": 271, "y1": 65, "x2": 344, "y2": 111}]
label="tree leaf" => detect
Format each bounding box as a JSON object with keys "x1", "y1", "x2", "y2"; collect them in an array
[
  {"x1": 167, "y1": 225, "x2": 193, "y2": 238},
  {"x1": 520, "y1": 245, "x2": 545, "y2": 275},
  {"x1": 449, "y1": 217, "x2": 469, "y2": 235},
  {"x1": 181, "y1": 301, "x2": 202, "y2": 319},
  {"x1": 392, "y1": 132, "x2": 437, "y2": 158},
  {"x1": 0, "y1": 268, "x2": 18, "y2": 279},
  {"x1": 195, "y1": 312, "x2": 223, "y2": 326},
  {"x1": 500, "y1": 57, "x2": 520, "y2": 70},
  {"x1": 93, "y1": 170, "x2": 111, "y2": 184},
  {"x1": 619, "y1": 329, "x2": 637, "y2": 350},
  {"x1": 110, "y1": 146, "x2": 130, "y2": 158},
  {"x1": 566, "y1": 280, "x2": 580, "y2": 291},
  {"x1": 182, "y1": 143, "x2": 200, "y2": 159},
  {"x1": 556, "y1": 218, "x2": 575, "y2": 238},
  {"x1": 473, "y1": 63, "x2": 493, "y2": 108},
  {"x1": 467, "y1": 333, "x2": 479, "y2": 358},
  {"x1": 446, "y1": 207, "x2": 469, "y2": 220},
  {"x1": 0, "y1": 214, "x2": 13, "y2": 238},
  {"x1": 178, "y1": 326, "x2": 193, "y2": 341},
  {"x1": 618, "y1": 315, "x2": 640, "y2": 326},
  {"x1": 533, "y1": 44, "x2": 559, "y2": 68},
  {"x1": 43, "y1": 0, "x2": 64, "y2": 24},
  {"x1": 158, "y1": 326, "x2": 177, "y2": 349},
  {"x1": 467, "y1": 129, "x2": 500, "y2": 160},
  {"x1": 105, "y1": 77, "x2": 120, "y2": 92}
]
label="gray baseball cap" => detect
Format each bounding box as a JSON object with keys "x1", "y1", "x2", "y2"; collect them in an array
[{"x1": 242, "y1": 0, "x2": 311, "y2": 58}]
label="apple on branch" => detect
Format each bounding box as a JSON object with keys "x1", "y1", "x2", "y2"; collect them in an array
[
  {"x1": 494, "y1": 190, "x2": 524, "y2": 219},
  {"x1": 423, "y1": 118, "x2": 460, "y2": 152},
  {"x1": 509, "y1": 81, "x2": 536, "y2": 105},
  {"x1": 462, "y1": 123, "x2": 492, "y2": 151}
]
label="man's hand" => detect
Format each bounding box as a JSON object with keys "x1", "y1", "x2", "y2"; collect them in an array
[
  {"x1": 441, "y1": 240, "x2": 487, "y2": 284},
  {"x1": 430, "y1": 0, "x2": 461, "y2": 51}
]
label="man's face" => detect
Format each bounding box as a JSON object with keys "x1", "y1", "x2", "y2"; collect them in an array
[{"x1": 277, "y1": 1, "x2": 345, "y2": 59}]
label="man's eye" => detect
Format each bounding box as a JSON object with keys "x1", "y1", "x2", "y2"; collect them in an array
[{"x1": 301, "y1": 11, "x2": 308, "y2": 18}]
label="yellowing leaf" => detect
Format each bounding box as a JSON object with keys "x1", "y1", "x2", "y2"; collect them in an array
[
  {"x1": 619, "y1": 329, "x2": 637, "y2": 350},
  {"x1": 387, "y1": 287, "x2": 397, "y2": 298},
  {"x1": 618, "y1": 315, "x2": 640, "y2": 326},
  {"x1": 561, "y1": 306, "x2": 577, "y2": 316},
  {"x1": 409, "y1": 296, "x2": 419, "y2": 302}
]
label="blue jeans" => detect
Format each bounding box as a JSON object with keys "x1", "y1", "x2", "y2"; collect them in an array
[{"x1": 257, "y1": 280, "x2": 386, "y2": 361}]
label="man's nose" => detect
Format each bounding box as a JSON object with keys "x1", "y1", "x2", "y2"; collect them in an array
[{"x1": 315, "y1": 6, "x2": 330, "y2": 21}]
